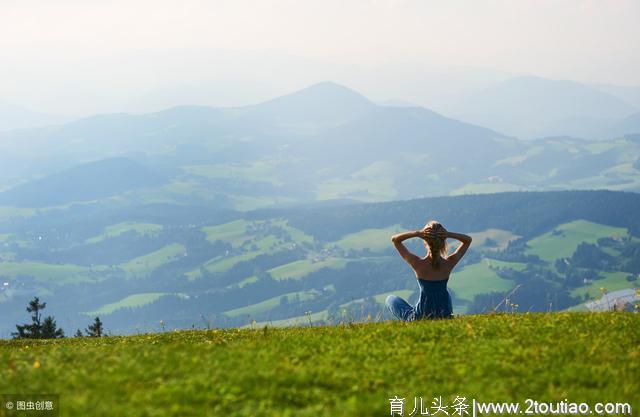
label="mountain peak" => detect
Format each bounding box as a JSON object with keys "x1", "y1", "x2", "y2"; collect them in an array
[
  {"x1": 262, "y1": 81, "x2": 373, "y2": 106},
  {"x1": 295, "y1": 80, "x2": 369, "y2": 96},
  {"x1": 244, "y1": 81, "x2": 375, "y2": 127}
]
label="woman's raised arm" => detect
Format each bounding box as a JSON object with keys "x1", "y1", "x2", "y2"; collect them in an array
[
  {"x1": 391, "y1": 230, "x2": 423, "y2": 267},
  {"x1": 445, "y1": 231, "x2": 472, "y2": 267}
]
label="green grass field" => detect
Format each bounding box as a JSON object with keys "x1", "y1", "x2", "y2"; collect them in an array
[
  {"x1": 202, "y1": 219, "x2": 314, "y2": 248},
  {"x1": 184, "y1": 160, "x2": 286, "y2": 186},
  {"x1": 316, "y1": 175, "x2": 398, "y2": 202},
  {"x1": 0, "y1": 206, "x2": 36, "y2": 222},
  {"x1": 224, "y1": 290, "x2": 320, "y2": 317},
  {"x1": 525, "y1": 220, "x2": 628, "y2": 261},
  {"x1": 190, "y1": 219, "x2": 318, "y2": 280},
  {"x1": 191, "y1": 249, "x2": 265, "y2": 278},
  {"x1": 570, "y1": 271, "x2": 639, "y2": 300},
  {"x1": 224, "y1": 290, "x2": 320, "y2": 318},
  {"x1": 338, "y1": 289, "x2": 416, "y2": 313},
  {"x1": 0, "y1": 261, "x2": 108, "y2": 284},
  {"x1": 202, "y1": 220, "x2": 255, "y2": 248},
  {"x1": 468, "y1": 228, "x2": 520, "y2": 251},
  {"x1": 84, "y1": 293, "x2": 169, "y2": 316},
  {"x1": 332, "y1": 224, "x2": 402, "y2": 252},
  {"x1": 251, "y1": 310, "x2": 331, "y2": 328},
  {"x1": 121, "y1": 243, "x2": 186, "y2": 278},
  {"x1": 1, "y1": 313, "x2": 637, "y2": 416},
  {"x1": 484, "y1": 258, "x2": 527, "y2": 271},
  {"x1": 247, "y1": 289, "x2": 415, "y2": 328},
  {"x1": 448, "y1": 259, "x2": 516, "y2": 303},
  {"x1": 315, "y1": 161, "x2": 400, "y2": 202},
  {"x1": 268, "y1": 258, "x2": 349, "y2": 281},
  {"x1": 270, "y1": 219, "x2": 315, "y2": 245},
  {"x1": 85, "y1": 222, "x2": 163, "y2": 244},
  {"x1": 451, "y1": 181, "x2": 522, "y2": 195}
]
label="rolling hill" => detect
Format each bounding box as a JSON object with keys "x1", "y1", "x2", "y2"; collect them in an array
[
  {"x1": 450, "y1": 76, "x2": 638, "y2": 139},
  {"x1": 0, "y1": 158, "x2": 167, "y2": 207},
  {"x1": 0, "y1": 82, "x2": 639, "y2": 210},
  {"x1": 609, "y1": 113, "x2": 640, "y2": 138}
]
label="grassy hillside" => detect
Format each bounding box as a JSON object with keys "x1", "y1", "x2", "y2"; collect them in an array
[
  {"x1": 525, "y1": 220, "x2": 628, "y2": 261},
  {"x1": 1, "y1": 313, "x2": 637, "y2": 417}
]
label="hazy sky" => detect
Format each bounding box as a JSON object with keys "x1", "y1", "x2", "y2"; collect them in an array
[{"x1": 1, "y1": 0, "x2": 639, "y2": 116}]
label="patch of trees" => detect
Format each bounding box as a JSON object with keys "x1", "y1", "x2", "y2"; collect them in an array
[
  {"x1": 569, "y1": 243, "x2": 615, "y2": 270},
  {"x1": 267, "y1": 190, "x2": 640, "y2": 241},
  {"x1": 13, "y1": 297, "x2": 105, "y2": 339},
  {"x1": 486, "y1": 265, "x2": 578, "y2": 312},
  {"x1": 11, "y1": 226, "x2": 232, "y2": 268},
  {"x1": 12, "y1": 297, "x2": 64, "y2": 339},
  {"x1": 489, "y1": 238, "x2": 544, "y2": 264},
  {"x1": 467, "y1": 292, "x2": 507, "y2": 314}
]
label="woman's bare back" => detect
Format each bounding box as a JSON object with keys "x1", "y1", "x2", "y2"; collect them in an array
[{"x1": 411, "y1": 256, "x2": 454, "y2": 281}]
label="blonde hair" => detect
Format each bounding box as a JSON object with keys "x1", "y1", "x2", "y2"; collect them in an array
[{"x1": 424, "y1": 220, "x2": 448, "y2": 269}]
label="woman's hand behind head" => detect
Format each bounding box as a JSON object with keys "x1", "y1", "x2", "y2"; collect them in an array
[{"x1": 423, "y1": 221, "x2": 447, "y2": 240}]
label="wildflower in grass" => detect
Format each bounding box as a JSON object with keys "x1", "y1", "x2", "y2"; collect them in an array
[{"x1": 33, "y1": 360, "x2": 41, "y2": 369}]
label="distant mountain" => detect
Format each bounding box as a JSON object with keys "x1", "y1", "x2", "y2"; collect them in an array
[
  {"x1": 0, "y1": 106, "x2": 232, "y2": 180},
  {"x1": 237, "y1": 81, "x2": 375, "y2": 130},
  {"x1": 376, "y1": 99, "x2": 419, "y2": 108},
  {"x1": 590, "y1": 83, "x2": 640, "y2": 110},
  {"x1": 450, "y1": 76, "x2": 637, "y2": 139},
  {"x1": 607, "y1": 112, "x2": 640, "y2": 137},
  {"x1": 0, "y1": 105, "x2": 225, "y2": 155},
  {"x1": 0, "y1": 158, "x2": 166, "y2": 207},
  {"x1": 0, "y1": 83, "x2": 374, "y2": 178},
  {"x1": 296, "y1": 105, "x2": 513, "y2": 167},
  {"x1": 0, "y1": 81, "x2": 639, "y2": 210}
]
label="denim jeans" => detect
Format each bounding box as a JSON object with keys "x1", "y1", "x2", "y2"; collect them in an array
[{"x1": 385, "y1": 295, "x2": 416, "y2": 322}]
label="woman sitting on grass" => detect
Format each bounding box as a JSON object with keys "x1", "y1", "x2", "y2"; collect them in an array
[{"x1": 386, "y1": 221, "x2": 472, "y2": 321}]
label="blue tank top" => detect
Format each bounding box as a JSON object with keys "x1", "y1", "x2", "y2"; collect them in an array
[{"x1": 414, "y1": 278, "x2": 453, "y2": 319}]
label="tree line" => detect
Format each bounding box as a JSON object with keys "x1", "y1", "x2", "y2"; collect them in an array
[{"x1": 12, "y1": 297, "x2": 104, "y2": 339}]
